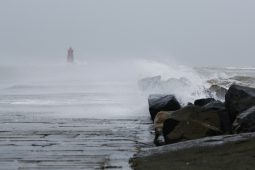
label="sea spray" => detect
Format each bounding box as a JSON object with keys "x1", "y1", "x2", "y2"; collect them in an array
[{"x1": 134, "y1": 59, "x2": 211, "y2": 104}]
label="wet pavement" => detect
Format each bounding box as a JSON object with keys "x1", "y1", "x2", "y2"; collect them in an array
[{"x1": 0, "y1": 112, "x2": 154, "y2": 170}]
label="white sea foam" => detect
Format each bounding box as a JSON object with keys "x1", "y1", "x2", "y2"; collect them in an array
[{"x1": 135, "y1": 60, "x2": 211, "y2": 104}]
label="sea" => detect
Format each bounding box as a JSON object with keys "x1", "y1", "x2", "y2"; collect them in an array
[{"x1": 0, "y1": 61, "x2": 255, "y2": 169}]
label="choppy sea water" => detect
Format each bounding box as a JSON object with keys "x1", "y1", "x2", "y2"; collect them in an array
[{"x1": 0, "y1": 63, "x2": 255, "y2": 169}]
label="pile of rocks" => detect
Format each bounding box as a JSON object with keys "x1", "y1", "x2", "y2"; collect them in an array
[{"x1": 149, "y1": 84, "x2": 255, "y2": 146}]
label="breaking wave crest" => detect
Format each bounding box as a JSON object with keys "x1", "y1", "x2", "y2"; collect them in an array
[
  {"x1": 135, "y1": 60, "x2": 211, "y2": 104},
  {"x1": 136, "y1": 60, "x2": 255, "y2": 104}
]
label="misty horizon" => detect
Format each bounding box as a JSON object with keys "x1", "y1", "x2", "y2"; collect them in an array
[{"x1": 1, "y1": 0, "x2": 255, "y2": 67}]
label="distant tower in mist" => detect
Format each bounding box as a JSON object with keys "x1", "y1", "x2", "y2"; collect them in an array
[{"x1": 67, "y1": 47, "x2": 74, "y2": 63}]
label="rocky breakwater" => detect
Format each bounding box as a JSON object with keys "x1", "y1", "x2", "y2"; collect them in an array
[{"x1": 131, "y1": 84, "x2": 255, "y2": 170}]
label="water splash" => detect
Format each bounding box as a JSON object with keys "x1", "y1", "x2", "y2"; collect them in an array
[{"x1": 135, "y1": 59, "x2": 211, "y2": 104}]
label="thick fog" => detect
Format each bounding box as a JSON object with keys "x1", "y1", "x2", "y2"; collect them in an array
[
  {"x1": 0, "y1": 0, "x2": 255, "y2": 67},
  {"x1": 2, "y1": 0, "x2": 255, "y2": 120}
]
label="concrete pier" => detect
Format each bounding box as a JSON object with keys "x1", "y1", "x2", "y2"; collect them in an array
[{"x1": 0, "y1": 112, "x2": 153, "y2": 170}]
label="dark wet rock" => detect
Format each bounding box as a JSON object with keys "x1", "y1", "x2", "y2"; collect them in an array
[
  {"x1": 209, "y1": 84, "x2": 228, "y2": 99},
  {"x1": 162, "y1": 106, "x2": 223, "y2": 144},
  {"x1": 202, "y1": 101, "x2": 225, "y2": 110},
  {"x1": 131, "y1": 132, "x2": 255, "y2": 170},
  {"x1": 148, "y1": 94, "x2": 181, "y2": 121},
  {"x1": 202, "y1": 101, "x2": 232, "y2": 134},
  {"x1": 233, "y1": 106, "x2": 255, "y2": 133},
  {"x1": 187, "y1": 102, "x2": 193, "y2": 106},
  {"x1": 225, "y1": 84, "x2": 255, "y2": 122},
  {"x1": 194, "y1": 98, "x2": 216, "y2": 107},
  {"x1": 162, "y1": 118, "x2": 181, "y2": 144}
]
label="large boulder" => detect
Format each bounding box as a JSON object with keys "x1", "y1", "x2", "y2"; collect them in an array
[
  {"x1": 233, "y1": 106, "x2": 255, "y2": 133},
  {"x1": 225, "y1": 84, "x2": 255, "y2": 122},
  {"x1": 194, "y1": 98, "x2": 216, "y2": 107},
  {"x1": 203, "y1": 101, "x2": 225, "y2": 110},
  {"x1": 203, "y1": 101, "x2": 232, "y2": 133},
  {"x1": 162, "y1": 105, "x2": 223, "y2": 144},
  {"x1": 148, "y1": 94, "x2": 181, "y2": 121},
  {"x1": 209, "y1": 84, "x2": 228, "y2": 99}
]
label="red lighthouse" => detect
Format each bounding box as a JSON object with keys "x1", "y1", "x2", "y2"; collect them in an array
[{"x1": 67, "y1": 47, "x2": 74, "y2": 63}]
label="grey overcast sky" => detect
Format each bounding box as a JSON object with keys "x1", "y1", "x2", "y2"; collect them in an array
[{"x1": 0, "y1": 0, "x2": 255, "y2": 66}]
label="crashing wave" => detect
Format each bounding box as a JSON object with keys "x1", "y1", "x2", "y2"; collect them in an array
[{"x1": 138, "y1": 75, "x2": 210, "y2": 105}]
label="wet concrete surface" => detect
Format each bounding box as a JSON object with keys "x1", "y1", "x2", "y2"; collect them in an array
[{"x1": 0, "y1": 112, "x2": 154, "y2": 170}]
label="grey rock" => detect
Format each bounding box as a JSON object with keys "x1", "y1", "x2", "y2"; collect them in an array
[
  {"x1": 233, "y1": 106, "x2": 255, "y2": 133},
  {"x1": 194, "y1": 98, "x2": 216, "y2": 107},
  {"x1": 162, "y1": 106, "x2": 223, "y2": 144},
  {"x1": 202, "y1": 101, "x2": 231, "y2": 133},
  {"x1": 225, "y1": 84, "x2": 255, "y2": 122},
  {"x1": 202, "y1": 101, "x2": 225, "y2": 110},
  {"x1": 148, "y1": 94, "x2": 181, "y2": 121}
]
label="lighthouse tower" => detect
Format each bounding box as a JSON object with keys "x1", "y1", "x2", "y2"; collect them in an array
[{"x1": 67, "y1": 47, "x2": 74, "y2": 63}]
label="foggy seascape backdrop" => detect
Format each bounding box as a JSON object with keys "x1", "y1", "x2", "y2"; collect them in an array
[{"x1": 0, "y1": 60, "x2": 255, "y2": 169}]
